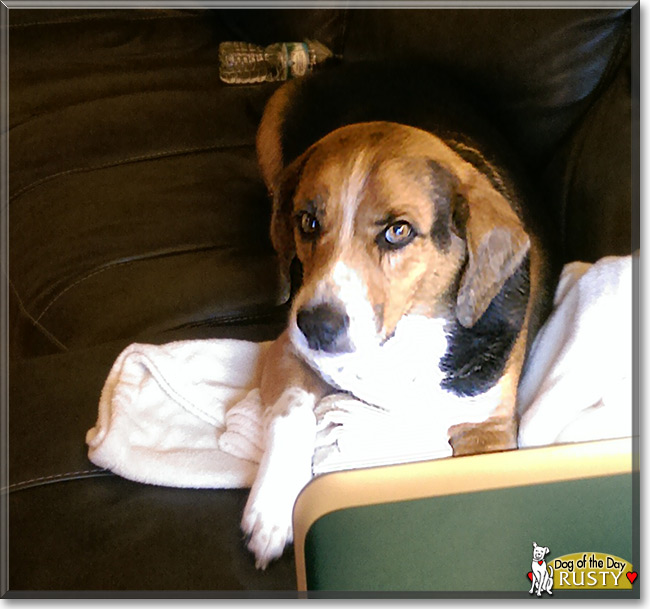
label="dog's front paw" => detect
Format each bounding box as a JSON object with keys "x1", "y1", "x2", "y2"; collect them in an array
[{"x1": 241, "y1": 487, "x2": 294, "y2": 570}]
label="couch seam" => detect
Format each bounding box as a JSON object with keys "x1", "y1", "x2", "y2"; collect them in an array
[
  {"x1": 34, "y1": 261, "x2": 136, "y2": 324},
  {"x1": 5, "y1": 468, "x2": 110, "y2": 493},
  {"x1": 8, "y1": 277, "x2": 69, "y2": 352},
  {"x1": 9, "y1": 142, "x2": 251, "y2": 204},
  {"x1": 170, "y1": 307, "x2": 288, "y2": 331},
  {"x1": 32, "y1": 244, "x2": 242, "y2": 324},
  {"x1": 340, "y1": 7, "x2": 350, "y2": 58}
]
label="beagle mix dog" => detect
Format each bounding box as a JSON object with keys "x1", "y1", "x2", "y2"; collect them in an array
[{"x1": 241, "y1": 66, "x2": 555, "y2": 569}]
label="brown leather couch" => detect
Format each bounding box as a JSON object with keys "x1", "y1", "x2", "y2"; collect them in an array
[{"x1": 6, "y1": 6, "x2": 636, "y2": 595}]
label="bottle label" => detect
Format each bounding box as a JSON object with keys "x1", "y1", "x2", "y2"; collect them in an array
[{"x1": 286, "y1": 42, "x2": 310, "y2": 78}]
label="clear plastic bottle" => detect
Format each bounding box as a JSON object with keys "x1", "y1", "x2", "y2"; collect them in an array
[{"x1": 218, "y1": 40, "x2": 333, "y2": 84}]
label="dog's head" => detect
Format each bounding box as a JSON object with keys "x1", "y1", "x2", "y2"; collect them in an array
[
  {"x1": 532, "y1": 542, "x2": 550, "y2": 561},
  {"x1": 269, "y1": 122, "x2": 530, "y2": 359}
]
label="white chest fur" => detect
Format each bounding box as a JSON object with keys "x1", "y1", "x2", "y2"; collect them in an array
[{"x1": 290, "y1": 314, "x2": 503, "y2": 430}]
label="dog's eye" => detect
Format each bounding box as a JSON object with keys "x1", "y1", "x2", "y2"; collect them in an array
[
  {"x1": 377, "y1": 221, "x2": 415, "y2": 250},
  {"x1": 296, "y1": 211, "x2": 320, "y2": 239}
]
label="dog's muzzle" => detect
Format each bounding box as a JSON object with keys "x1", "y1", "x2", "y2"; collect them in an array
[{"x1": 296, "y1": 303, "x2": 351, "y2": 353}]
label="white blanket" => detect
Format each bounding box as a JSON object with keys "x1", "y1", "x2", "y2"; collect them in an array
[
  {"x1": 517, "y1": 254, "x2": 634, "y2": 446},
  {"x1": 86, "y1": 255, "x2": 635, "y2": 489}
]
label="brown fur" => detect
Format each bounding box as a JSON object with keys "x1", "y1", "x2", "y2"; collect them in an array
[
  {"x1": 255, "y1": 79, "x2": 299, "y2": 199},
  {"x1": 259, "y1": 331, "x2": 329, "y2": 408},
  {"x1": 270, "y1": 123, "x2": 530, "y2": 342},
  {"x1": 257, "y1": 110, "x2": 542, "y2": 456}
]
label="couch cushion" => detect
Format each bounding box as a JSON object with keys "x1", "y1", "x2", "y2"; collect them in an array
[
  {"x1": 8, "y1": 9, "x2": 301, "y2": 357},
  {"x1": 9, "y1": 479, "x2": 297, "y2": 593},
  {"x1": 9, "y1": 8, "x2": 633, "y2": 357},
  {"x1": 543, "y1": 53, "x2": 636, "y2": 262},
  {"x1": 8, "y1": 322, "x2": 295, "y2": 592},
  {"x1": 344, "y1": 9, "x2": 631, "y2": 166}
]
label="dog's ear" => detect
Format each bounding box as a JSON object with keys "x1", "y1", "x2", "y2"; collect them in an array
[
  {"x1": 454, "y1": 175, "x2": 530, "y2": 328},
  {"x1": 256, "y1": 80, "x2": 299, "y2": 196},
  {"x1": 544, "y1": 547, "x2": 550, "y2": 556},
  {"x1": 269, "y1": 150, "x2": 311, "y2": 282}
]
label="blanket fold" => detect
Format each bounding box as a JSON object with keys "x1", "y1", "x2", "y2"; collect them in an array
[
  {"x1": 86, "y1": 339, "x2": 269, "y2": 488},
  {"x1": 87, "y1": 255, "x2": 634, "y2": 490}
]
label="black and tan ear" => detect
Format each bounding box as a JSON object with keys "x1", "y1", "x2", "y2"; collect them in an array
[
  {"x1": 256, "y1": 80, "x2": 300, "y2": 196},
  {"x1": 269, "y1": 150, "x2": 312, "y2": 282},
  {"x1": 455, "y1": 176, "x2": 530, "y2": 328},
  {"x1": 256, "y1": 80, "x2": 310, "y2": 283}
]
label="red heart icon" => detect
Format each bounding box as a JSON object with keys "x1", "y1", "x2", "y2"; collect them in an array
[
  {"x1": 626, "y1": 572, "x2": 638, "y2": 584},
  {"x1": 538, "y1": 560, "x2": 544, "y2": 565},
  {"x1": 527, "y1": 572, "x2": 533, "y2": 581}
]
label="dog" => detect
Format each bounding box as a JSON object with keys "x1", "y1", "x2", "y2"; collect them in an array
[
  {"x1": 530, "y1": 542, "x2": 554, "y2": 596},
  {"x1": 241, "y1": 65, "x2": 556, "y2": 569}
]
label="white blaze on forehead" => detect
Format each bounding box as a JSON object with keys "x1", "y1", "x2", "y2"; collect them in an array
[{"x1": 337, "y1": 149, "x2": 372, "y2": 242}]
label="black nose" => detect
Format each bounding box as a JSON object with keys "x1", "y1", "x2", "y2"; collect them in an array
[{"x1": 296, "y1": 303, "x2": 350, "y2": 353}]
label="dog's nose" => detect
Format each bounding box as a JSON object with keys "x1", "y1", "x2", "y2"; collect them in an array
[{"x1": 296, "y1": 303, "x2": 350, "y2": 353}]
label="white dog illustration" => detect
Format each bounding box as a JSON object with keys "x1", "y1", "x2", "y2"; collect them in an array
[{"x1": 530, "y1": 542, "x2": 554, "y2": 596}]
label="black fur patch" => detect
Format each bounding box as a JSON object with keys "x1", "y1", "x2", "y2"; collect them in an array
[
  {"x1": 440, "y1": 255, "x2": 530, "y2": 397},
  {"x1": 451, "y1": 193, "x2": 469, "y2": 241},
  {"x1": 427, "y1": 160, "x2": 457, "y2": 252}
]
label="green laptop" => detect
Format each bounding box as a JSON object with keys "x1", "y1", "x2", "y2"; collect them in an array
[{"x1": 293, "y1": 437, "x2": 638, "y2": 598}]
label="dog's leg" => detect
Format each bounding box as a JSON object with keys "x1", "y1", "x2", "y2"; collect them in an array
[
  {"x1": 448, "y1": 414, "x2": 518, "y2": 456},
  {"x1": 529, "y1": 569, "x2": 537, "y2": 594},
  {"x1": 242, "y1": 387, "x2": 317, "y2": 568},
  {"x1": 449, "y1": 329, "x2": 527, "y2": 456},
  {"x1": 241, "y1": 332, "x2": 329, "y2": 569},
  {"x1": 536, "y1": 569, "x2": 548, "y2": 596}
]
